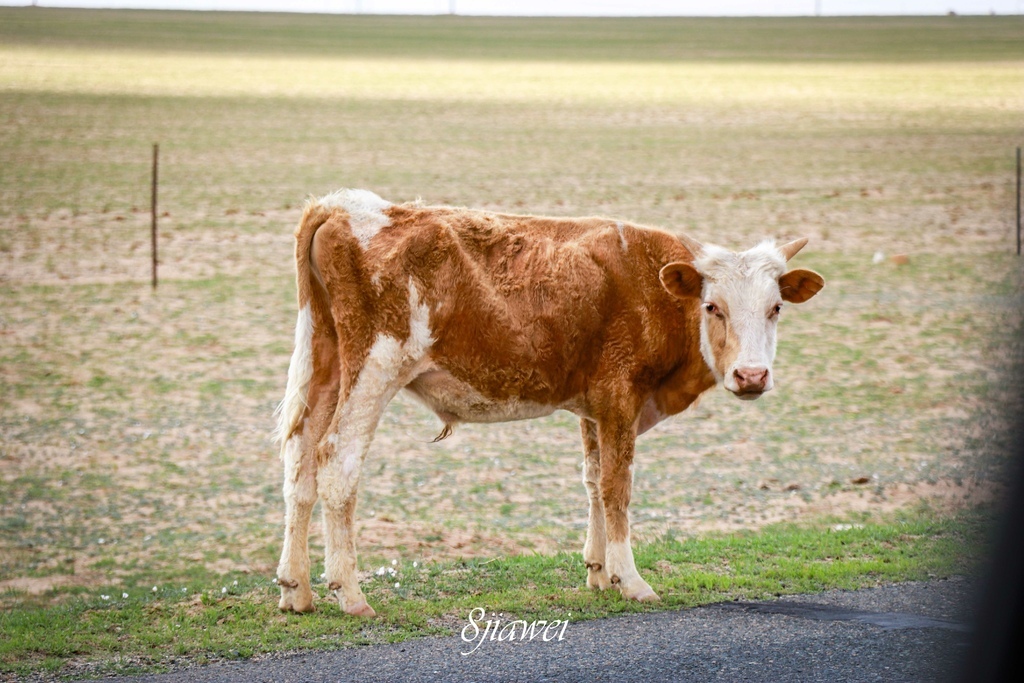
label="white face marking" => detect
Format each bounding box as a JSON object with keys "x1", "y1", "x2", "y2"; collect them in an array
[
  {"x1": 317, "y1": 188, "x2": 392, "y2": 249},
  {"x1": 274, "y1": 303, "x2": 314, "y2": 445},
  {"x1": 694, "y1": 241, "x2": 787, "y2": 398}
]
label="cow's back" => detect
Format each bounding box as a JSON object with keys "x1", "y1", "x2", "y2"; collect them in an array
[{"x1": 310, "y1": 195, "x2": 696, "y2": 420}]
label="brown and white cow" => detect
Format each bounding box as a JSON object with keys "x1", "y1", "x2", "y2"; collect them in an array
[{"x1": 274, "y1": 189, "x2": 824, "y2": 616}]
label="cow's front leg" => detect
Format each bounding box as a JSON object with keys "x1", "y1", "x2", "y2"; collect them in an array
[
  {"x1": 598, "y1": 417, "x2": 659, "y2": 602},
  {"x1": 580, "y1": 419, "x2": 611, "y2": 590}
]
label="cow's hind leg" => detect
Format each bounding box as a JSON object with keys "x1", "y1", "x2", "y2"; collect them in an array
[
  {"x1": 277, "y1": 307, "x2": 340, "y2": 613},
  {"x1": 580, "y1": 419, "x2": 612, "y2": 590},
  {"x1": 277, "y1": 418, "x2": 326, "y2": 613},
  {"x1": 318, "y1": 335, "x2": 415, "y2": 617}
]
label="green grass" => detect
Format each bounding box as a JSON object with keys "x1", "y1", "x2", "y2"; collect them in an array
[{"x1": 0, "y1": 509, "x2": 991, "y2": 679}]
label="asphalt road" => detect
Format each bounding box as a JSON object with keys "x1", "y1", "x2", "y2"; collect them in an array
[{"x1": 109, "y1": 578, "x2": 974, "y2": 683}]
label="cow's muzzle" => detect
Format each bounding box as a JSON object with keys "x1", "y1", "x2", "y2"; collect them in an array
[{"x1": 730, "y1": 367, "x2": 771, "y2": 400}]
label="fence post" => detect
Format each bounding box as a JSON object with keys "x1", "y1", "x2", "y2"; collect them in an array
[{"x1": 151, "y1": 143, "x2": 159, "y2": 288}]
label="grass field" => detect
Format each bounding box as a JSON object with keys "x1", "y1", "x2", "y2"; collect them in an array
[{"x1": 1, "y1": 8, "x2": 1023, "y2": 678}]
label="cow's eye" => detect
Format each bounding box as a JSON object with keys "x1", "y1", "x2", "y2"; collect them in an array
[
  {"x1": 704, "y1": 302, "x2": 719, "y2": 315},
  {"x1": 771, "y1": 303, "x2": 783, "y2": 317}
]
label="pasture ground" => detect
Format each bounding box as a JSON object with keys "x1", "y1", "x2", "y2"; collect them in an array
[{"x1": 1, "y1": 8, "x2": 1022, "y2": 678}]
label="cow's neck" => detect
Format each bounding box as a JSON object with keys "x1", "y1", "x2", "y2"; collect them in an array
[{"x1": 636, "y1": 360, "x2": 717, "y2": 434}]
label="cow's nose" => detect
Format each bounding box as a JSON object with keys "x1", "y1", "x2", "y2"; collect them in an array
[{"x1": 733, "y1": 367, "x2": 769, "y2": 394}]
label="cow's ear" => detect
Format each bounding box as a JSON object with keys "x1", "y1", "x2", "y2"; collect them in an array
[
  {"x1": 779, "y1": 268, "x2": 825, "y2": 304},
  {"x1": 660, "y1": 262, "x2": 703, "y2": 300}
]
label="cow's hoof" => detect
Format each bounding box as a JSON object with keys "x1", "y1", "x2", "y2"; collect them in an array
[
  {"x1": 619, "y1": 580, "x2": 660, "y2": 603},
  {"x1": 278, "y1": 584, "x2": 315, "y2": 613},
  {"x1": 344, "y1": 600, "x2": 377, "y2": 618},
  {"x1": 586, "y1": 564, "x2": 612, "y2": 590}
]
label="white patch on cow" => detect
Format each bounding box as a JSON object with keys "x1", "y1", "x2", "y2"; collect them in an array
[
  {"x1": 273, "y1": 304, "x2": 314, "y2": 446},
  {"x1": 320, "y1": 333, "x2": 402, "y2": 505},
  {"x1": 281, "y1": 433, "x2": 304, "y2": 489},
  {"x1": 605, "y1": 540, "x2": 643, "y2": 587},
  {"x1": 615, "y1": 222, "x2": 628, "y2": 252},
  {"x1": 404, "y1": 369, "x2": 557, "y2": 425},
  {"x1": 698, "y1": 317, "x2": 724, "y2": 384},
  {"x1": 321, "y1": 279, "x2": 435, "y2": 489},
  {"x1": 317, "y1": 188, "x2": 392, "y2": 250},
  {"x1": 407, "y1": 279, "x2": 434, "y2": 357},
  {"x1": 277, "y1": 429, "x2": 314, "y2": 596},
  {"x1": 694, "y1": 241, "x2": 785, "y2": 285}
]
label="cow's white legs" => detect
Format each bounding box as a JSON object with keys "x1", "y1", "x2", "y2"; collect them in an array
[
  {"x1": 318, "y1": 396, "x2": 392, "y2": 617},
  {"x1": 598, "y1": 418, "x2": 659, "y2": 602},
  {"x1": 277, "y1": 430, "x2": 320, "y2": 612},
  {"x1": 277, "y1": 305, "x2": 338, "y2": 614},
  {"x1": 580, "y1": 419, "x2": 611, "y2": 590},
  {"x1": 318, "y1": 333, "x2": 418, "y2": 617},
  {"x1": 321, "y1": 477, "x2": 372, "y2": 616}
]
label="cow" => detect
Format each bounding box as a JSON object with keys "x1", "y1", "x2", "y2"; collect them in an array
[{"x1": 273, "y1": 189, "x2": 825, "y2": 617}]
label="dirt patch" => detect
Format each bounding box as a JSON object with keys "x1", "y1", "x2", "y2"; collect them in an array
[{"x1": 0, "y1": 574, "x2": 84, "y2": 596}]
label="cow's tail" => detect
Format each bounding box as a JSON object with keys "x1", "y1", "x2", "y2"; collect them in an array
[{"x1": 272, "y1": 200, "x2": 336, "y2": 448}]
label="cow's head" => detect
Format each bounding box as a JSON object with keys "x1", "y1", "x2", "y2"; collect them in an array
[{"x1": 659, "y1": 237, "x2": 824, "y2": 400}]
